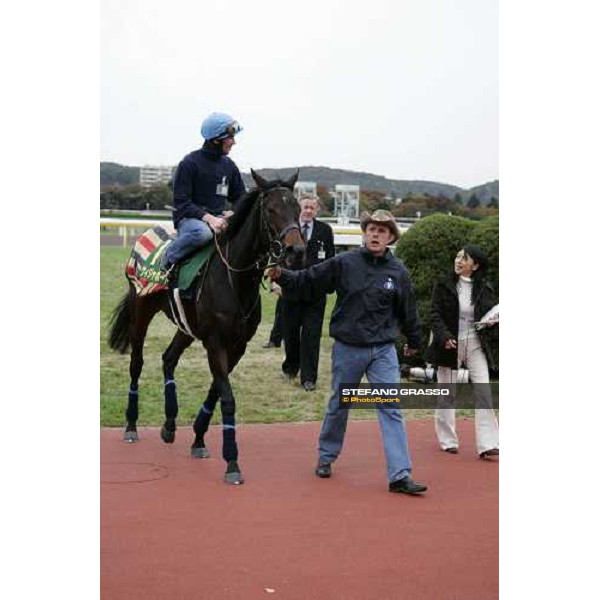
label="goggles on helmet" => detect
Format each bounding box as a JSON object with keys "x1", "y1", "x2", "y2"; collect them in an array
[{"x1": 218, "y1": 121, "x2": 242, "y2": 139}]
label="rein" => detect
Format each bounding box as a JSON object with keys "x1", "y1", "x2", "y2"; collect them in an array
[
  {"x1": 212, "y1": 186, "x2": 300, "y2": 321},
  {"x1": 213, "y1": 187, "x2": 300, "y2": 273}
]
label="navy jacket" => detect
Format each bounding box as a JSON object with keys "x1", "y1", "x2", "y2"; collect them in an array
[
  {"x1": 172, "y1": 142, "x2": 246, "y2": 228},
  {"x1": 278, "y1": 247, "x2": 421, "y2": 348},
  {"x1": 283, "y1": 219, "x2": 335, "y2": 303}
]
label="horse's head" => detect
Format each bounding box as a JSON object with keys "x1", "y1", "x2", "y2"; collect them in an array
[{"x1": 251, "y1": 169, "x2": 306, "y2": 269}]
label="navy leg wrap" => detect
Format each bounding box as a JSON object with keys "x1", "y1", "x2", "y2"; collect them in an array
[
  {"x1": 222, "y1": 416, "x2": 238, "y2": 461},
  {"x1": 193, "y1": 384, "x2": 219, "y2": 438},
  {"x1": 164, "y1": 379, "x2": 178, "y2": 422},
  {"x1": 193, "y1": 400, "x2": 216, "y2": 436},
  {"x1": 126, "y1": 385, "x2": 139, "y2": 423}
]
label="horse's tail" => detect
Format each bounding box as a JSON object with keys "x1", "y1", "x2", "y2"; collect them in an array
[{"x1": 108, "y1": 290, "x2": 133, "y2": 354}]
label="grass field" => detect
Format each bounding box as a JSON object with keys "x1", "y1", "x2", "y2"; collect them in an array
[{"x1": 100, "y1": 247, "x2": 444, "y2": 427}]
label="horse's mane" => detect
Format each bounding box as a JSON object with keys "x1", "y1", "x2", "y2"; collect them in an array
[
  {"x1": 225, "y1": 180, "x2": 292, "y2": 240},
  {"x1": 224, "y1": 188, "x2": 260, "y2": 239}
]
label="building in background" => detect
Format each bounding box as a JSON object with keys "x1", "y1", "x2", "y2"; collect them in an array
[
  {"x1": 139, "y1": 165, "x2": 175, "y2": 187},
  {"x1": 293, "y1": 181, "x2": 318, "y2": 199},
  {"x1": 333, "y1": 184, "x2": 360, "y2": 222}
]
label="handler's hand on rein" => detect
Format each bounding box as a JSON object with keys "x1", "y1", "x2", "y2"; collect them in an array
[
  {"x1": 403, "y1": 345, "x2": 418, "y2": 358},
  {"x1": 264, "y1": 266, "x2": 282, "y2": 281}
]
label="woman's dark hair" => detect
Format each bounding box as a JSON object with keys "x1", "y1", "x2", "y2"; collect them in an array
[
  {"x1": 451, "y1": 244, "x2": 489, "y2": 288},
  {"x1": 449, "y1": 244, "x2": 489, "y2": 306},
  {"x1": 446, "y1": 244, "x2": 491, "y2": 306},
  {"x1": 462, "y1": 244, "x2": 489, "y2": 275},
  {"x1": 463, "y1": 244, "x2": 489, "y2": 272}
]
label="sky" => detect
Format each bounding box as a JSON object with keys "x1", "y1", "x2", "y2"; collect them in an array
[{"x1": 101, "y1": 0, "x2": 498, "y2": 189}]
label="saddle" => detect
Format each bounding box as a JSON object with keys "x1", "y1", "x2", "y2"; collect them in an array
[{"x1": 126, "y1": 224, "x2": 215, "y2": 296}]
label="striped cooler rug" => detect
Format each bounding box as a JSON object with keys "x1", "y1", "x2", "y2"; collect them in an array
[{"x1": 125, "y1": 224, "x2": 176, "y2": 296}]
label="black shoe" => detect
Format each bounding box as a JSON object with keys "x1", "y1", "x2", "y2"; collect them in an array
[
  {"x1": 479, "y1": 448, "x2": 499, "y2": 460},
  {"x1": 303, "y1": 381, "x2": 316, "y2": 392},
  {"x1": 443, "y1": 447, "x2": 459, "y2": 454},
  {"x1": 262, "y1": 341, "x2": 280, "y2": 348},
  {"x1": 389, "y1": 477, "x2": 427, "y2": 495},
  {"x1": 315, "y1": 462, "x2": 332, "y2": 478}
]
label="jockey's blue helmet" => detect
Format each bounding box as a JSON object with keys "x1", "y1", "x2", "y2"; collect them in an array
[{"x1": 201, "y1": 112, "x2": 243, "y2": 141}]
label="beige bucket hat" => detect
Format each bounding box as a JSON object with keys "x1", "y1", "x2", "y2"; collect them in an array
[{"x1": 359, "y1": 210, "x2": 400, "y2": 243}]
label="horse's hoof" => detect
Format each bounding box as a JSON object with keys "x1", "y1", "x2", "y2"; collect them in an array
[
  {"x1": 224, "y1": 461, "x2": 244, "y2": 484},
  {"x1": 224, "y1": 471, "x2": 244, "y2": 485},
  {"x1": 123, "y1": 431, "x2": 138, "y2": 443},
  {"x1": 160, "y1": 426, "x2": 176, "y2": 444},
  {"x1": 191, "y1": 446, "x2": 211, "y2": 459}
]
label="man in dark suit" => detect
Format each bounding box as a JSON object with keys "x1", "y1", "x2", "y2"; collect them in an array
[{"x1": 281, "y1": 194, "x2": 335, "y2": 391}]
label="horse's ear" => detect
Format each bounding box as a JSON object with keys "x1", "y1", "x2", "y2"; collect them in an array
[
  {"x1": 251, "y1": 169, "x2": 268, "y2": 189},
  {"x1": 285, "y1": 169, "x2": 299, "y2": 190}
]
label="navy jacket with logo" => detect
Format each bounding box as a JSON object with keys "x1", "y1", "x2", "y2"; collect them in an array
[
  {"x1": 278, "y1": 247, "x2": 421, "y2": 348},
  {"x1": 171, "y1": 142, "x2": 246, "y2": 228}
]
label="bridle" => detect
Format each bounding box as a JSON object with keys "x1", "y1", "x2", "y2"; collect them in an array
[
  {"x1": 208, "y1": 186, "x2": 303, "y2": 322},
  {"x1": 213, "y1": 186, "x2": 301, "y2": 273}
]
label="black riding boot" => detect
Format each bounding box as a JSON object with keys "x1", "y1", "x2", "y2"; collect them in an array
[{"x1": 166, "y1": 263, "x2": 180, "y2": 290}]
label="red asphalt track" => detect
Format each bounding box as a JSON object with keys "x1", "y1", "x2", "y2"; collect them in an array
[{"x1": 101, "y1": 419, "x2": 498, "y2": 600}]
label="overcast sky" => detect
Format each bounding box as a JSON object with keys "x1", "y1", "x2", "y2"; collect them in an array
[{"x1": 101, "y1": 0, "x2": 498, "y2": 189}]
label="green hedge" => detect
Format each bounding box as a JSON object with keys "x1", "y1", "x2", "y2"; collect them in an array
[
  {"x1": 395, "y1": 214, "x2": 499, "y2": 371},
  {"x1": 468, "y1": 215, "x2": 499, "y2": 297}
]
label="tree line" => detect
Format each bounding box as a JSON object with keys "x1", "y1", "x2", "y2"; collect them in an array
[
  {"x1": 101, "y1": 185, "x2": 172, "y2": 211},
  {"x1": 101, "y1": 183, "x2": 498, "y2": 220}
]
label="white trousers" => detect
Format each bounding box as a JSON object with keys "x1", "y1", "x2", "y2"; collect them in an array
[{"x1": 435, "y1": 334, "x2": 499, "y2": 454}]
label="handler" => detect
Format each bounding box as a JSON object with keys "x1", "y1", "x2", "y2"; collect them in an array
[{"x1": 267, "y1": 210, "x2": 427, "y2": 495}]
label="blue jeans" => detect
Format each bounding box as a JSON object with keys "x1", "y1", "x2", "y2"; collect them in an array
[
  {"x1": 164, "y1": 218, "x2": 214, "y2": 266},
  {"x1": 318, "y1": 340, "x2": 413, "y2": 483}
]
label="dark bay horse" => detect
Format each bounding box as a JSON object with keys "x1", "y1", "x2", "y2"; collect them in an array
[{"x1": 108, "y1": 170, "x2": 305, "y2": 484}]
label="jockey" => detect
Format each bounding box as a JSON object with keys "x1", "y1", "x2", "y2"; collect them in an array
[{"x1": 161, "y1": 112, "x2": 246, "y2": 278}]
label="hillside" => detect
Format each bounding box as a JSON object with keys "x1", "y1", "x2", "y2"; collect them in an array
[
  {"x1": 248, "y1": 166, "x2": 498, "y2": 203},
  {"x1": 100, "y1": 162, "x2": 498, "y2": 203},
  {"x1": 465, "y1": 179, "x2": 499, "y2": 203},
  {"x1": 100, "y1": 162, "x2": 140, "y2": 186}
]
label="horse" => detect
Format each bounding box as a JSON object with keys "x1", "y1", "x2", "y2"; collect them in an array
[{"x1": 107, "y1": 170, "x2": 305, "y2": 484}]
